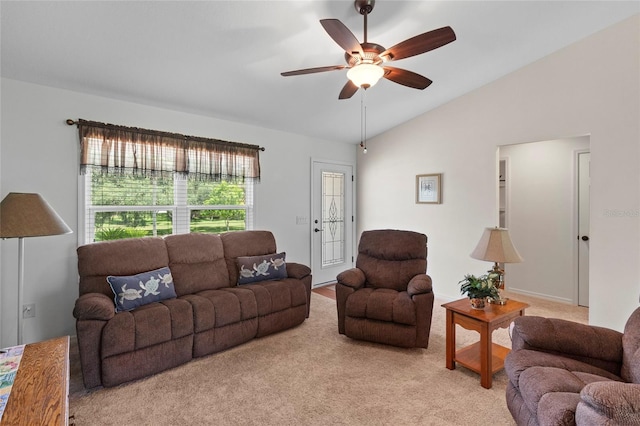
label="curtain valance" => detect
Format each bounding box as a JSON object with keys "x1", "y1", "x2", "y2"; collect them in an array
[{"x1": 75, "y1": 119, "x2": 261, "y2": 182}]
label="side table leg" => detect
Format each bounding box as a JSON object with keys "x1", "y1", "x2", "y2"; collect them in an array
[
  {"x1": 445, "y1": 310, "x2": 455, "y2": 370},
  {"x1": 480, "y1": 323, "x2": 492, "y2": 389}
]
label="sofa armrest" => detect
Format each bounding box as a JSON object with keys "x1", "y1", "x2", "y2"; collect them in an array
[
  {"x1": 407, "y1": 274, "x2": 432, "y2": 296},
  {"x1": 73, "y1": 293, "x2": 115, "y2": 321},
  {"x1": 337, "y1": 268, "x2": 365, "y2": 290},
  {"x1": 576, "y1": 382, "x2": 640, "y2": 424},
  {"x1": 511, "y1": 316, "x2": 623, "y2": 364},
  {"x1": 286, "y1": 262, "x2": 311, "y2": 280}
]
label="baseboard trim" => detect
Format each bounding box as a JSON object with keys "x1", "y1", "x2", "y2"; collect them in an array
[{"x1": 507, "y1": 288, "x2": 574, "y2": 305}]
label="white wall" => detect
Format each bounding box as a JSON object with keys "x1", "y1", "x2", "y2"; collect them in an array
[
  {"x1": 500, "y1": 136, "x2": 590, "y2": 303},
  {"x1": 357, "y1": 15, "x2": 639, "y2": 331},
  {"x1": 0, "y1": 79, "x2": 356, "y2": 347}
]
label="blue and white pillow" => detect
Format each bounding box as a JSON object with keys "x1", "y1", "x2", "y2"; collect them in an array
[
  {"x1": 107, "y1": 266, "x2": 177, "y2": 312},
  {"x1": 237, "y1": 252, "x2": 287, "y2": 285}
]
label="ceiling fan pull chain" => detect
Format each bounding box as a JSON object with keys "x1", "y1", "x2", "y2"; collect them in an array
[
  {"x1": 360, "y1": 90, "x2": 368, "y2": 154},
  {"x1": 364, "y1": 104, "x2": 368, "y2": 150},
  {"x1": 359, "y1": 91, "x2": 367, "y2": 154},
  {"x1": 360, "y1": 93, "x2": 364, "y2": 144}
]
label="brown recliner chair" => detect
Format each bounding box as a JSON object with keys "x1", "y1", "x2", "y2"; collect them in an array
[
  {"x1": 336, "y1": 229, "x2": 434, "y2": 348},
  {"x1": 505, "y1": 307, "x2": 640, "y2": 425}
]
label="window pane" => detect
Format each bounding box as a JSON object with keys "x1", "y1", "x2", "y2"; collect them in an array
[
  {"x1": 92, "y1": 171, "x2": 173, "y2": 206},
  {"x1": 83, "y1": 171, "x2": 253, "y2": 243},
  {"x1": 94, "y1": 210, "x2": 173, "y2": 241},
  {"x1": 187, "y1": 180, "x2": 245, "y2": 205},
  {"x1": 190, "y1": 209, "x2": 246, "y2": 233},
  {"x1": 322, "y1": 171, "x2": 345, "y2": 267}
]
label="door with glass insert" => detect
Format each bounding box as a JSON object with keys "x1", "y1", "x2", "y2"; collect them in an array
[{"x1": 311, "y1": 161, "x2": 354, "y2": 286}]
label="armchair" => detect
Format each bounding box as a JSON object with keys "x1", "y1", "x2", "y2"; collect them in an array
[
  {"x1": 505, "y1": 307, "x2": 640, "y2": 425},
  {"x1": 336, "y1": 229, "x2": 434, "y2": 348}
]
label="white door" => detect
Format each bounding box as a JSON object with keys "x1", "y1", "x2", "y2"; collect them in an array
[
  {"x1": 311, "y1": 161, "x2": 354, "y2": 286},
  {"x1": 578, "y1": 152, "x2": 590, "y2": 306}
]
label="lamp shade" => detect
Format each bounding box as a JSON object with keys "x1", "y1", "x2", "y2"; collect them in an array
[
  {"x1": 347, "y1": 63, "x2": 384, "y2": 88},
  {"x1": 0, "y1": 192, "x2": 72, "y2": 238},
  {"x1": 470, "y1": 227, "x2": 523, "y2": 263}
]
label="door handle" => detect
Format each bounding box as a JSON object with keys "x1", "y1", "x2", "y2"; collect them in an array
[
  {"x1": 314, "y1": 228, "x2": 323, "y2": 233},
  {"x1": 581, "y1": 236, "x2": 589, "y2": 241}
]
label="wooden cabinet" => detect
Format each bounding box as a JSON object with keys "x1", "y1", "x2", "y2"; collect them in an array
[{"x1": 2, "y1": 336, "x2": 69, "y2": 425}]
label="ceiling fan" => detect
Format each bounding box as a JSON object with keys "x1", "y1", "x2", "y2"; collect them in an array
[{"x1": 281, "y1": 0, "x2": 456, "y2": 100}]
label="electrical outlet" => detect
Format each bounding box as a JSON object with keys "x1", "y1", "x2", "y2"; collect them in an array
[{"x1": 23, "y1": 303, "x2": 36, "y2": 319}]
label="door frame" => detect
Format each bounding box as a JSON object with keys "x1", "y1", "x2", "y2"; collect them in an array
[
  {"x1": 574, "y1": 149, "x2": 590, "y2": 306},
  {"x1": 310, "y1": 158, "x2": 356, "y2": 288}
]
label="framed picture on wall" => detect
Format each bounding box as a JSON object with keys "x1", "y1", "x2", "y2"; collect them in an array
[{"x1": 416, "y1": 173, "x2": 442, "y2": 204}]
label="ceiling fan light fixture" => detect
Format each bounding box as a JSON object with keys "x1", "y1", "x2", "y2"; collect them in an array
[{"x1": 347, "y1": 63, "x2": 384, "y2": 88}]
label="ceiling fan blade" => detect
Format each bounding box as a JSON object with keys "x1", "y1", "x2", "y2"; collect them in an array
[
  {"x1": 281, "y1": 65, "x2": 346, "y2": 77},
  {"x1": 320, "y1": 19, "x2": 364, "y2": 58},
  {"x1": 338, "y1": 80, "x2": 359, "y2": 99},
  {"x1": 380, "y1": 26, "x2": 456, "y2": 62},
  {"x1": 383, "y1": 67, "x2": 433, "y2": 90}
]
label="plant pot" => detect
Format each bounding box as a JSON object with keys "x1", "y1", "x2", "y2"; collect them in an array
[{"x1": 470, "y1": 297, "x2": 486, "y2": 309}]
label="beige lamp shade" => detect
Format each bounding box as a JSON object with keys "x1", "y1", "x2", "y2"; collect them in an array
[
  {"x1": 0, "y1": 192, "x2": 72, "y2": 238},
  {"x1": 470, "y1": 227, "x2": 523, "y2": 263}
]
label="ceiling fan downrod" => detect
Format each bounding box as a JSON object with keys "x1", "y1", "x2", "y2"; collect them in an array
[{"x1": 355, "y1": 0, "x2": 374, "y2": 43}]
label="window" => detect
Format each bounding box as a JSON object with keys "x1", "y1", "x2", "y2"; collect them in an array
[
  {"x1": 75, "y1": 119, "x2": 260, "y2": 244},
  {"x1": 81, "y1": 172, "x2": 253, "y2": 243}
]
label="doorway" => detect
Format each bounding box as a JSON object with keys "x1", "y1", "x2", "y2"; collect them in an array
[
  {"x1": 498, "y1": 136, "x2": 590, "y2": 304},
  {"x1": 311, "y1": 160, "x2": 355, "y2": 286}
]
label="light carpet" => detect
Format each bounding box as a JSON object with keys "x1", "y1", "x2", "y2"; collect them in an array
[{"x1": 68, "y1": 291, "x2": 587, "y2": 425}]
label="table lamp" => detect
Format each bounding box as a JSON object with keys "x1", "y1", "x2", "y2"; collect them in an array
[
  {"x1": 0, "y1": 193, "x2": 72, "y2": 344},
  {"x1": 470, "y1": 227, "x2": 523, "y2": 305}
]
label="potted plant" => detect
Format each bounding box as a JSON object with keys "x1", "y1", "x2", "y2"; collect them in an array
[{"x1": 459, "y1": 273, "x2": 500, "y2": 309}]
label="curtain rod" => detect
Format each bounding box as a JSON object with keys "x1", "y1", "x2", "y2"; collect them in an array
[{"x1": 66, "y1": 119, "x2": 266, "y2": 151}]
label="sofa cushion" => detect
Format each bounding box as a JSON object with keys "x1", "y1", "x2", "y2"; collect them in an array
[
  {"x1": 577, "y1": 382, "x2": 640, "y2": 423},
  {"x1": 237, "y1": 252, "x2": 287, "y2": 285},
  {"x1": 345, "y1": 287, "x2": 416, "y2": 326},
  {"x1": 519, "y1": 366, "x2": 613, "y2": 415},
  {"x1": 78, "y1": 237, "x2": 169, "y2": 298},
  {"x1": 101, "y1": 298, "x2": 193, "y2": 358},
  {"x1": 107, "y1": 267, "x2": 177, "y2": 312},
  {"x1": 220, "y1": 230, "x2": 278, "y2": 285},
  {"x1": 239, "y1": 278, "x2": 307, "y2": 316},
  {"x1": 181, "y1": 288, "x2": 259, "y2": 333},
  {"x1": 164, "y1": 233, "x2": 230, "y2": 295},
  {"x1": 505, "y1": 349, "x2": 623, "y2": 387},
  {"x1": 511, "y1": 316, "x2": 624, "y2": 373}
]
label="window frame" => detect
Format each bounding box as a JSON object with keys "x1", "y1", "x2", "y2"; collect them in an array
[{"x1": 78, "y1": 172, "x2": 254, "y2": 245}]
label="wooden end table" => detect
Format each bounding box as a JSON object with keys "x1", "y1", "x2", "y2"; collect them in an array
[
  {"x1": 442, "y1": 298, "x2": 529, "y2": 389},
  {"x1": 2, "y1": 336, "x2": 70, "y2": 425}
]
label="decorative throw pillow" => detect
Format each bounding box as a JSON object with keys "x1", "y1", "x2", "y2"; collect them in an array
[
  {"x1": 107, "y1": 266, "x2": 177, "y2": 312},
  {"x1": 236, "y1": 252, "x2": 287, "y2": 285}
]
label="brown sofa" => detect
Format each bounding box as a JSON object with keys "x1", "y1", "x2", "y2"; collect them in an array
[
  {"x1": 505, "y1": 307, "x2": 640, "y2": 425},
  {"x1": 73, "y1": 231, "x2": 312, "y2": 388},
  {"x1": 336, "y1": 229, "x2": 434, "y2": 348}
]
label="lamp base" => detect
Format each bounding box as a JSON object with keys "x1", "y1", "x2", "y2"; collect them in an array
[{"x1": 489, "y1": 297, "x2": 509, "y2": 305}]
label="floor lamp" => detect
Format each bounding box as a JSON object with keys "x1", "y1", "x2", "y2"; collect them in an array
[{"x1": 0, "y1": 193, "x2": 72, "y2": 345}]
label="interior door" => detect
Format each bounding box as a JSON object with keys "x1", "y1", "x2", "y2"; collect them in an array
[
  {"x1": 311, "y1": 160, "x2": 354, "y2": 286},
  {"x1": 578, "y1": 152, "x2": 590, "y2": 306}
]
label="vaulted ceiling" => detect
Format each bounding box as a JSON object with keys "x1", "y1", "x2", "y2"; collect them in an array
[{"x1": 2, "y1": 1, "x2": 638, "y2": 144}]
